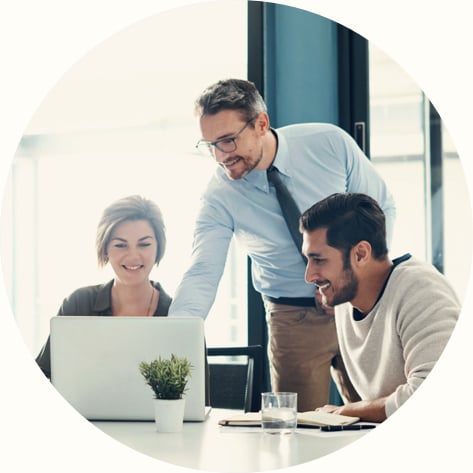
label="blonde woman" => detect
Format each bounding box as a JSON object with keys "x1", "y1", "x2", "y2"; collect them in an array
[{"x1": 36, "y1": 195, "x2": 171, "y2": 378}]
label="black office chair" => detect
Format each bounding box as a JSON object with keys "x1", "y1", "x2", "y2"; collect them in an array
[{"x1": 207, "y1": 345, "x2": 263, "y2": 412}]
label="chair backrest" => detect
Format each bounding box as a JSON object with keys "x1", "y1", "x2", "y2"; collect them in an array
[{"x1": 207, "y1": 345, "x2": 263, "y2": 412}]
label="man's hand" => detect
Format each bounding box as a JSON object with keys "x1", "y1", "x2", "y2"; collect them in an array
[
  {"x1": 316, "y1": 404, "x2": 342, "y2": 414},
  {"x1": 315, "y1": 397, "x2": 388, "y2": 423}
]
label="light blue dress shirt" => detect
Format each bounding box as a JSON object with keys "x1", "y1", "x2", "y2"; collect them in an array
[{"x1": 169, "y1": 123, "x2": 396, "y2": 317}]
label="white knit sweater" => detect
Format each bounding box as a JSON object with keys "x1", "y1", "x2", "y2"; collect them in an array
[{"x1": 335, "y1": 256, "x2": 460, "y2": 417}]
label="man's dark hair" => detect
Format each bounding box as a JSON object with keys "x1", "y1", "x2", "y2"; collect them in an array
[
  {"x1": 194, "y1": 78, "x2": 267, "y2": 122},
  {"x1": 300, "y1": 193, "x2": 388, "y2": 260}
]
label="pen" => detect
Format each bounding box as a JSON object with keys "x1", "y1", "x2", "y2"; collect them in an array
[{"x1": 320, "y1": 424, "x2": 376, "y2": 432}]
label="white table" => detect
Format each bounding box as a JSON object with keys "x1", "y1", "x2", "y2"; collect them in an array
[{"x1": 92, "y1": 409, "x2": 372, "y2": 472}]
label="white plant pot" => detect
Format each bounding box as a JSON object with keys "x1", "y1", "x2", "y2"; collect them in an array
[{"x1": 153, "y1": 398, "x2": 186, "y2": 433}]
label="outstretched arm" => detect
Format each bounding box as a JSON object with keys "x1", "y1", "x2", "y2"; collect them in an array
[{"x1": 169, "y1": 198, "x2": 234, "y2": 318}]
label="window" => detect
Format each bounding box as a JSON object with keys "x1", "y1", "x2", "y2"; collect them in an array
[
  {"x1": 1, "y1": 2, "x2": 248, "y2": 355},
  {"x1": 442, "y1": 125, "x2": 472, "y2": 300},
  {"x1": 369, "y1": 43, "x2": 471, "y2": 301}
]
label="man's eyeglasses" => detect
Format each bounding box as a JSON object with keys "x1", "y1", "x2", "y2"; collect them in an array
[{"x1": 195, "y1": 116, "x2": 257, "y2": 158}]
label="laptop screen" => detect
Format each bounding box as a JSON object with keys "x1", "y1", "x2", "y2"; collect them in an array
[{"x1": 50, "y1": 316, "x2": 207, "y2": 421}]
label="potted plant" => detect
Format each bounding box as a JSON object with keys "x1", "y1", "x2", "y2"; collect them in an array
[{"x1": 139, "y1": 354, "x2": 193, "y2": 432}]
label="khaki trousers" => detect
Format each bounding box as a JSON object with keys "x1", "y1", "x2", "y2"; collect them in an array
[{"x1": 264, "y1": 301, "x2": 360, "y2": 412}]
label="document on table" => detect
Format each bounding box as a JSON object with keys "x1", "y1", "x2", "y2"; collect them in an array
[{"x1": 218, "y1": 411, "x2": 360, "y2": 428}]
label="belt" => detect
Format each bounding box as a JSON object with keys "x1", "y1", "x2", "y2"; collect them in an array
[{"x1": 264, "y1": 296, "x2": 316, "y2": 307}]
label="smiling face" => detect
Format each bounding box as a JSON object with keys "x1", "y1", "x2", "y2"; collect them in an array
[
  {"x1": 106, "y1": 219, "x2": 158, "y2": 287},
  {"x1": 199, "y1": 110, "x2": 270, "y2": 180},
  {"x1": 302, "y1": 227, "x2": 359, "y2": 307}
]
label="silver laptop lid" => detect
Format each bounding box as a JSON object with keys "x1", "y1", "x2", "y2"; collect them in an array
[{"x1": 50, "y1": 316, "x2": 206, "y2": 421}]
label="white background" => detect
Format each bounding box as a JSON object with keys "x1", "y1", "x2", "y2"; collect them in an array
[{"x1": 1, "y1": 1, "x2": 472, "y2": 472}]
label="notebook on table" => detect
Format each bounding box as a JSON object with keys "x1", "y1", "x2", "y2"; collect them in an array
[
  {"x1": 49, "y1": 315, "x2": 209, "y2": 421},
  {"x1": 218, "y1": 411, "x2": 360, "y2": 427}
]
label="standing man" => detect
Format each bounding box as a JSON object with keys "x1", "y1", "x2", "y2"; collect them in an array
[
  {"x1": 169, "y1": 78, "x2": 396, "y2": 411},
  {"x1": 300, "y1": 193, "x2": 459, "y2": 421}
]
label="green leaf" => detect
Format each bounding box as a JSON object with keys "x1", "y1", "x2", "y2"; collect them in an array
[{"x1": 139, "y1": 354, "x2": 193, "y2": 400}]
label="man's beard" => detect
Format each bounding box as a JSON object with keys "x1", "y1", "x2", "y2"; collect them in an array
[
  {"x1": 223, "y1": 147, "x2": 264, "y2": 180},
  {"x1": 329, "y1": 266, "x2": 359, "y2": 307}
]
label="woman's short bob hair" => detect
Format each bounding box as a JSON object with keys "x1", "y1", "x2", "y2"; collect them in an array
[{"x1": 96, "y1": 195, "x2": 166, "y2": 267}]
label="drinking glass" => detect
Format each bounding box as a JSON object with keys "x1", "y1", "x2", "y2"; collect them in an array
[{"x1": 261, "y1": 392, "x2": 297, "y2": 434}]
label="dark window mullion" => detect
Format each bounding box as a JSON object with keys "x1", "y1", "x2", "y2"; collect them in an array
[
  {"x1": 247, "y1": 0, "x2": 269, "y2": 391},
  {"x1": 337, "y1": 26, "x2": 370, "y2": 158},
  {"x1": 429, "y1": 102, "x2": 444, "y2": 272}
]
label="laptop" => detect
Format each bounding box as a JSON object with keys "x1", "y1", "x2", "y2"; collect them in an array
[{"x1": 50, "y1": 315, "x2": 209, "y2": 421}]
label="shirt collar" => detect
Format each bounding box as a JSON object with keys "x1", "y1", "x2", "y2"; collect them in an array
[
  {"x1": 93, "y1": 279, "x2": 165, "y2": 316},
  {"x1": 93, "y1": 279, "x2": 114, "y2": 313},
  {"x1": 270, "y1": 129, "x2": 291, "y2": 177},
  {"x1": 241, "y1": 128, "x2": 291, "y2": 192}
]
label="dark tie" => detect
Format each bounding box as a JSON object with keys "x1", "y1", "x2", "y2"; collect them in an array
[{"x1": 267, "y1": 166, "x2": 307, "y2": 264}]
